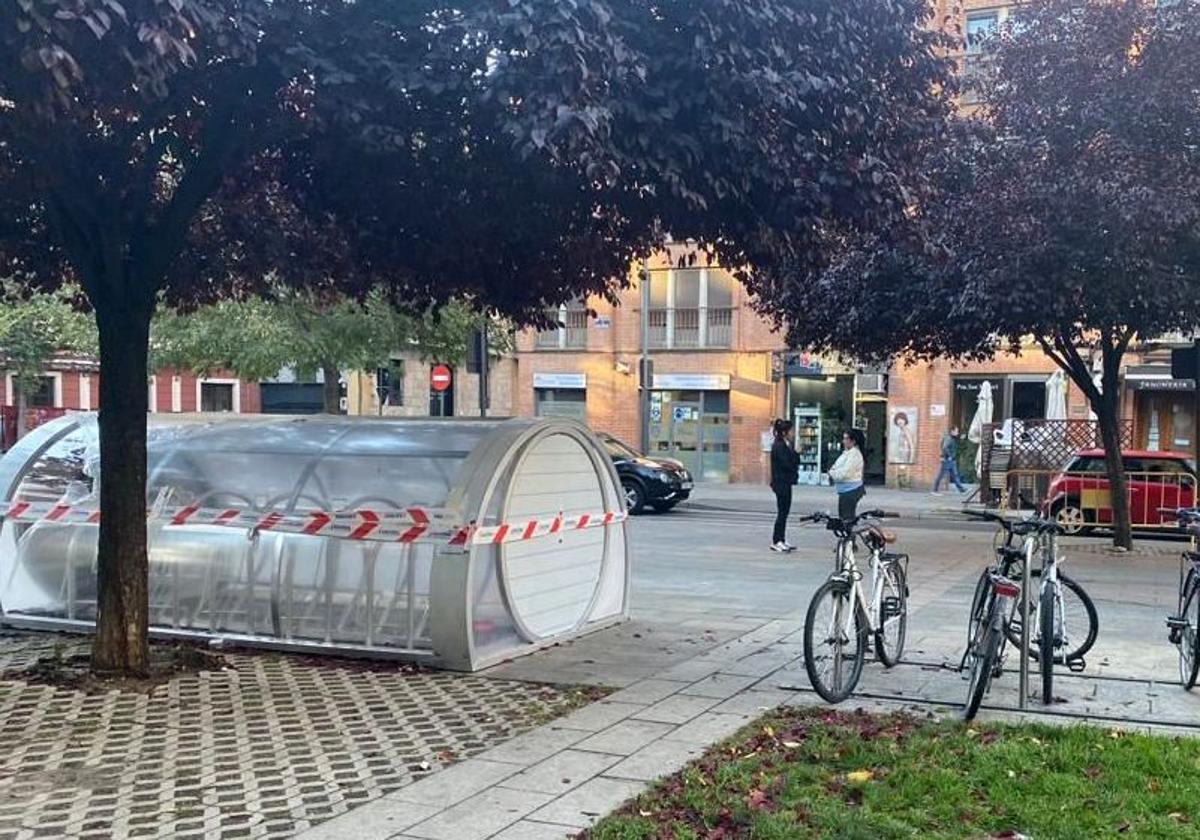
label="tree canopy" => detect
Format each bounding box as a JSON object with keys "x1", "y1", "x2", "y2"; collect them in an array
[
  {"x1": 760, "y1": 0, "x2": 1200, "y2": 546},
  {"x1": 0, "y1": 0, "x2": 956, "y2": 673}
]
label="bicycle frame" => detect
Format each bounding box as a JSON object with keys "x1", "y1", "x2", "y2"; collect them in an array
[{"x1": 832, "y1": 532, "x2": 893, "y2": 637}]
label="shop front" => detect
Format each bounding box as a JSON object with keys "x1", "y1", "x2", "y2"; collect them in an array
[
  {"x1": 782, "y1": 353, "x2": 856, "y2": 485},
  {"x1": 533, "y1": 373, "x2": 588, "y2": 422},
  {"x1": 1127, "y1": 366, "x2": 1195, "y2": 454},
  {"x1": 648, "y1": 374, "x2": 730, "y2": 482}
]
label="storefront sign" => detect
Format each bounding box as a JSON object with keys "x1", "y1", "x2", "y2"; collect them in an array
[
  {"x1": 1130, "y1": 378, "x2": 1195, "y2": 391},
  {"x1": 783, "y1": 352, "x2": 824, "y2": 376},
  {"x1": 652, "y1": 374, "x2": 730, "y2": 390},
  {"x1": 930, "y1": 404, "x2": 947, "y2": 417},
  {"x1": 593, "y1": 317, "x2": 611, "y2": 329},
  {"x1": 533, "y1": 373, "x2": 587, "y2": 389}
]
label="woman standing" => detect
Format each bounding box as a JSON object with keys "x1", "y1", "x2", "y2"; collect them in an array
[
  {"x1": 769, "y1": 418, "x2": 800, "y2": 552},
  {"x1": 828, "y1": 428, "x2": 866, "y2": 521}
]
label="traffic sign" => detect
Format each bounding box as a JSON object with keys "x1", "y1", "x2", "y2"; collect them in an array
[{"x1": 430, "y1": 364, "x2": 452, "y2": 392}]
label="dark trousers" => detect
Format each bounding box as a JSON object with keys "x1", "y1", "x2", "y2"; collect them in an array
[
  {"x1": 933, "y1": 457, "x2": 965, "y2": 492},
  {"x1": 772, "y1": 484, "x2": 792, "y2": 544},
  {"x1": 838, "y1": 485, "x2": 866, "y2": 522}
]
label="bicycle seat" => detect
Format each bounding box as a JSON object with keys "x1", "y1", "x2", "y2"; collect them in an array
[{"x1": 867, "y1": 526, "x2": 897, "y2": 545}]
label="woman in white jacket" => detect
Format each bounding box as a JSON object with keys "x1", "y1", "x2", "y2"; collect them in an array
[{"x1": 827, "y1": 428, "x2": 866, "y2": 521}]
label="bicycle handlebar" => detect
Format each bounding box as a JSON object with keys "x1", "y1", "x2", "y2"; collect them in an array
[
  {"x1": 961, "y1": 508, "x2": 1062, "y2": 537},
  {"x1": 799, "y1": 509, "x2": 893, "y2": 527}
]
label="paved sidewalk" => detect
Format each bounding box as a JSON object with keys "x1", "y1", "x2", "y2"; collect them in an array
[{"x1": 685, "y1": 482, "x2": 973, "y2": 518}]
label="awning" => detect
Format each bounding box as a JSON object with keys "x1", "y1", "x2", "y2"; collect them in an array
[{"x1": 1126, "y1": 365, "x2": 1194, "y2": 391}]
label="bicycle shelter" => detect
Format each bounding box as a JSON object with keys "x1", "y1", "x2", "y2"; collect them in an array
[{"x1": 0, "y1": 414, "x2": 630, "y2": 670}]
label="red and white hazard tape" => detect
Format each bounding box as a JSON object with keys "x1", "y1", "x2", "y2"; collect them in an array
[{"x1": 0, "y1": 500, "x2": 626, "y2": 548}]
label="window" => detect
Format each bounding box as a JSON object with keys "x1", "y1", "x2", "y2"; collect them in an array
[
  {"x1": 534, "y1": 388, "x2": 586, "y2": 421},
  {"x1": 965, "y1": 12, "x2": 999, "y2": 54},
  {"x1": 27, "y1": 376, "x2": 56, "y2": 408},
  {"x1": 646, "y1": 267, "x2": 736, "y2": 349},
  {"x1": 200, "y1": 382, "x2": 235, "y2": 412},
  {"x1": 1067, "y1": 457, "x2": 1106, "y2": 474},
  {"x1": 376, "y1": 361, "x2": 404, "y2": 407},
  {"x1": 536, "y1": 301, "x2": 587, "y2": 350},
  {"x1": 601, "y1": 435, "x2": 640, "y2": 461}
]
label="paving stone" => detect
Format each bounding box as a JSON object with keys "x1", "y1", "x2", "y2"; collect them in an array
[
  {"x1": 708, "y1": 689, "x2": 790, "y2": 716},
  {"x1": 296, "y1": 799, "x2": 440, "y2": 840},
  {"x1": 603, "y1": 679, "x2": 688, "y2": 706},
  {"x1": 548, "y1": 702, "x2": 645, "y2": 733},
  {"x1": 630, "y1": 694, "x2": 722, "y2": 725},
  {"x1": 678, "y1": 673, "x2": 761, "y2": 700},
  {"x1": 489, "y1": 820, "x2": 580, "y2": 839},
  {"x1": 661, "y1": 712, "x2": 754, "y2": 745},
  {"x1": 499, "y1": 750, "x2": 623, "y2": 796},
  {"x1": 604, "y1": 739, "x2": 706, "y2": 782},
  {"x1": 386, "y1": 760, "x2": 519, "y2": 810},
  {"x1": 478, "y1": 727, "x2": 591, "y2": 767},
  {"x1": 405, "y1": 787, "x2": 553, "y2": 840},
  {"x1": 527, "y1": 777, "x2": 646, "y2": 829},
  {"x1": 574, "y1": 720, "x2": 675, "y2": 756}
]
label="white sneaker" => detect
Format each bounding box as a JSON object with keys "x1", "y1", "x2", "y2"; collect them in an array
[
  {"x1": 770, "y1": 542, "x2": 789, "y2": 553},
  {"x1": 782, "y1": 542, "x2": 796, "y2": 552}
]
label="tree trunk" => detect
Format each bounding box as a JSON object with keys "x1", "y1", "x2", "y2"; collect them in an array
[
  {"x1": 1098, "y1": 345, "x2": 1133, "y2": 550},
  {"x1": 321, "y1": 362, "x2": 341, "y2": 414},
  {"x1": 90, "y1": 298, "x2": 154, "y2": 675}
]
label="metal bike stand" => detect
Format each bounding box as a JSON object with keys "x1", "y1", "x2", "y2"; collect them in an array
[{"x1": 1018, "y1": 544, "x2": 1032, "y2": 710}]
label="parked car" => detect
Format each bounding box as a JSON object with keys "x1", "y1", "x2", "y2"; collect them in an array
[
  {"x1": 598, "y1": 433, "x2": 693, "y2": 514},
  {"x1": 1045, "y1": 449, "x2": 1197, "y2": 534}
]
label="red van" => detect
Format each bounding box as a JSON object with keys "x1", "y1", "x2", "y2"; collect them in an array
[{"x1": 1046, "y1": 450, "x2": 1196, "y2": 534}]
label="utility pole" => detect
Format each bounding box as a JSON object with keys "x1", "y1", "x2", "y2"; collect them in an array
[
  {"x1": 478, "y1": 321, "x2": 489, "y2": 419},
  {"x1": 639, "y1": 264, "x2": 651, "y2": 454}
]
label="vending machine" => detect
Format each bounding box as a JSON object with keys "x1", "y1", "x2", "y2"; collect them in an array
[{"x1": 792, "y1": 405, "x2": 822, "y2": 486}]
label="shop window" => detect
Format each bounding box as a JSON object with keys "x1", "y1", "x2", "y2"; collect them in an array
[
  {"x1": 27, "y1": 376, "x2": 57, "y2": 408},
  {"x1": 376, "y1": 361, "x2": 404, "y2": 407},
  {"x1": 535, "y1": 388, "x2": 586, "y2": 422},
  {"x1": 200, "y1": 382, "x2": 235, "y2": 413},
  {"x1": 1011, "y1": 380, "x2": 1046, "y2": 420}
]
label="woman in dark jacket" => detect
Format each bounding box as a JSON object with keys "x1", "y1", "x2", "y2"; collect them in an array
[{"x1": 769, "y1": 418, "x2": 800, "y2": 552}]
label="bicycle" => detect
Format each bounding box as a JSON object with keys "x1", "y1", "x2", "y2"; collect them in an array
[
  {"x1": 1164, "y1": 507, "x2": 1200, "y2": 690},
  {"x1": 801, "y1": 510, "x2": 908, "y2": 703},
  {"x1": 962, "y1": 510, "x2": 1098, "y2": 712}
]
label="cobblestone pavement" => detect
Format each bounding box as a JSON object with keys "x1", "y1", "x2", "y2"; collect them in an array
[{"x1": 0, "y1": 632, "x2": 592, "y2": 840}]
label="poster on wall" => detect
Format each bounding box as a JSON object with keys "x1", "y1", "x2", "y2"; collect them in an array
[{"x1": 888, "y1": 407, "x2": 918, "y2": 465}]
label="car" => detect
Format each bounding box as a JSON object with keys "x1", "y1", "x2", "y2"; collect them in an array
[
  {"x1": 1045, "y1": 449, "x2": 1197, "y2": 535},
  {"x1": 598, "y1": 433, "x2": 693, "y2": 514}
]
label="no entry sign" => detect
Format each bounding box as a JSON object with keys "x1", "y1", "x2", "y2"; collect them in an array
[{"x1": 430, "y1": 364, "x2": 452, "y2": 392}]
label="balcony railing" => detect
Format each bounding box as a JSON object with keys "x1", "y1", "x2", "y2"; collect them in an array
[
  {"x1": 535, "y1": 308, "x2": 588, "y2": 350},
  {"x1": 647, "y1": 308, "x2": 733, "y2": 349}
]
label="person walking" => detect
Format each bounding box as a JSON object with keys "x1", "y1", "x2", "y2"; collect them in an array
[
  {"x1": 828, "y1": 428, "x2": 866, "y2": 521},
  {"x1": 769, "y1": 418, "x2": 800, "y2": 552},
  {"x1": 932, "y1": 426, "x2": 967, "y2": 494}
]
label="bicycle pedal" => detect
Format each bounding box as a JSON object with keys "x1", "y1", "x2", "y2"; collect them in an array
[{"x1": 1066, "y1": 657, "x2": 1086, "y2": 673}]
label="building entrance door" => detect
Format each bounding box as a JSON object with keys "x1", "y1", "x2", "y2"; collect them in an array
[{"x1": 648, "y1": 390, "x2": 728, "y2": 480}]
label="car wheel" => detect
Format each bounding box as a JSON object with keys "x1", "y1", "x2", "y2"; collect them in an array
[
  {"x1": 623, "y1": 481, "x2": 646, "y2": 515},
  {"x1": 1054, "y1": 500, "x2": 1086, "y2": 536}
]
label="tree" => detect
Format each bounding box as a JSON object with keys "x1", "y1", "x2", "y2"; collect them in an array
[
  {"x1": 0, "y1": 283, "x2": 96, "y2": 438},
  {"x1": 0, "y1": 0, "x2": 954, "y2": 674},
  {"x1": 757, "y1": 0, "x2": 1200, "y2": 549},
  {"x1": 153, "y1": 289, "x2": 495, "y2": 413}
]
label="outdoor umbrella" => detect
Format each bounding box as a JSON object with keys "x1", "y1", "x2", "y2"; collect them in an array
[
  {"x1": 968, "y1": 381, "x2": 995, "y2": 478},
  {"x1": 1045, "y1": 370, "x2": 1068, "y2": 421}
]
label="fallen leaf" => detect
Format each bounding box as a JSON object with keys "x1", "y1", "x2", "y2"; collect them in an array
[
  {"x1": 1169, "y1": 813, "x2": 1187, "y2": 824},
  {"x1": 1007, "y1": 770, "x2": 1017, "y2": 779},
  {"x1": 746, "y1": 788, "x2": 769, "y2": 809},
  {"x1": 782, "y1": 741, "x2": 802, "y2": 748},
  {"x1": 1117, "y1": 821, "x2": 1131, "y2": 833},
  {"x1": 847, "y1": 770, "x2": 874, "y2": 784},
  {"x1": 763, "y1": 725, "x2": 775, "y2": 738}
]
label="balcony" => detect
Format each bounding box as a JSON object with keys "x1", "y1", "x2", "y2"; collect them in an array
[
  {"x1": 647, "y1": 308, "x2": 733, "y2": 349},
  {"x1": 535, "y1": 308, "x2": 588, "y2": 350}
]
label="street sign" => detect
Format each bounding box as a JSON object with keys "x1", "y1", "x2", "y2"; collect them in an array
[{"x1": 430, "y1": 365, "x2": 452, "y2": 393}]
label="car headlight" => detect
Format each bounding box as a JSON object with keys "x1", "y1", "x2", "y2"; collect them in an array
[{"x1": 657, "y1": 472, "x2": 674, "y2": 484}]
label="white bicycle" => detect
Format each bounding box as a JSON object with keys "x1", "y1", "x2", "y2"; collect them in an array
[{"x1": 801, "y1": 510, "x2": 909, "y2": 703}]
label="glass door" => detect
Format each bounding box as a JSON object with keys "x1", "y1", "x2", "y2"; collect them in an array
[{"x1": 669, "y1": 400, "x2": 702, "y2": 478}]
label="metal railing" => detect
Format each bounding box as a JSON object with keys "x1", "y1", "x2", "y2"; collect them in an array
[
  {"x1": 996, "y1": 468, "x2": 1196, "y2": 532},
  {"x1": 535, "y1": 308, "x2": 588, "y2": 350},
  {"x1": 646, "y1": 307, "x2": 733, "y2": 349}
]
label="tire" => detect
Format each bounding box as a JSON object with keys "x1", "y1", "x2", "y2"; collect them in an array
[
  {"x1": 622, "y1": 480, "x2": 645, "y2": 515},
  {"x1": 1052, "y1": 499, "x2": 1091, "y2": 536},
  {"x1": 803, "y1": 579, "x2": 866, "y2": 704},
  {"x1": 965, "y1": 619, "x2": 1001, "y2": 722},
  {"x1": 1040, "y1": 583, "x2": 1056, "y2": 704},
  {"x1": 1007, "y1": 571, "x2": 1097, "y2": 663},
  {"x1": 1179, "y1": 572, "x2": 1200, "y2": 690},
  {"x1": 967, "y1": 569, "x2": 991, "y2": 651},
  {"x1": 874, "y1": 562, "x2": 908, "y2": 668}
]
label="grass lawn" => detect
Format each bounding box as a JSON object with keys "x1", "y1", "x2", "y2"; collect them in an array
[{"x1": 582, "y1": 708, "x2": 1200, "y2": 840}]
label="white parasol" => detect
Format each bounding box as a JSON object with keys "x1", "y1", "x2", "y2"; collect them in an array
[
  {"x1": 1045, "y1": 370, "x2": 1068, "y2": 421},
  {"x1": 967, "y1": 381, "x2": 995, "y2": 477}
]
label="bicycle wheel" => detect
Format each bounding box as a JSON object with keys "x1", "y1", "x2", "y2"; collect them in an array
[
  {"x1": 965, "y1": 618, "x2": 1001, "y2": 721},
  {"x1": 1179, "y1": 572, "x2": 1200, "y2": 690},
  {"x1": 804, "y1": 579, "x2": 866, "y2": 704},
  {"x1": 967, "y1": 569, "x2": 991, "y2": 649},
  {"x1": 1040, "y1": 583, "x2": 1056, "y2": 704},
  {"x1": 875, "y1": 561, "x2": 908, "y2": 667},
  {"x1": 1007, "y1": 571, "x2": 1097, "y2": 663}
]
